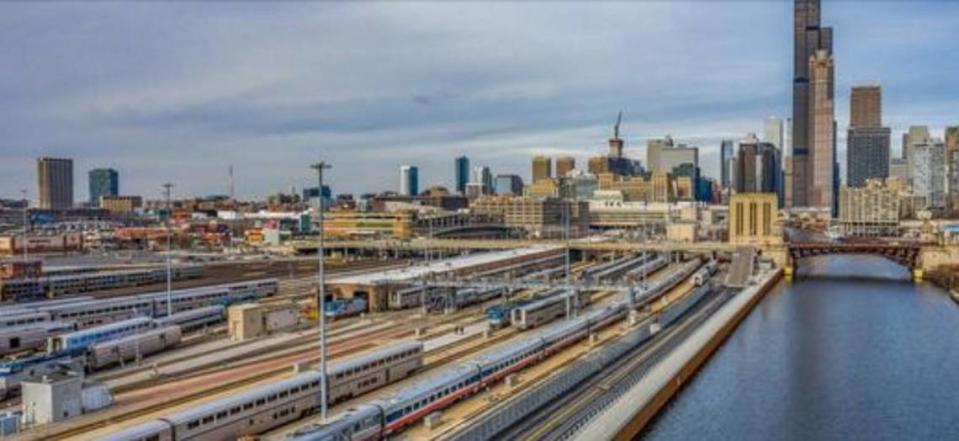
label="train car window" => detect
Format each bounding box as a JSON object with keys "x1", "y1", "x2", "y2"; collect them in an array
[
  {"x1": 202, "y1": 415, "x2": 214, "y2": 424},
  {"x1": 216, "y1": 411, "x2": 228, "y2": 419},
  {"x1": 188, "y1": 420, "x2": 200, "y2": 429},
  {"x1": 256, "y1": 399, "x2": 266, "y2": 406}
]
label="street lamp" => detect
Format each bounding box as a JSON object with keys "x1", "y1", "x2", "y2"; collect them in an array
[
  {"x1": 20, "y1": 189, "x2": 28, "y2": 263},
  {"x1": 311, "y1": 161, "x2": 331, "y2": 423},
  {"x1": 163, "y1": 182, "x2": 174, "y2": 317}
]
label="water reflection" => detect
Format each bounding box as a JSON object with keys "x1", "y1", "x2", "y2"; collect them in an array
[{"x1": 639, "y1": 255, "x2": 959, "y2": 441}]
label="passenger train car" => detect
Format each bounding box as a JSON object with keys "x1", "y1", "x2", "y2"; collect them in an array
[
  {"x1": 154, "y1": 306, "x2": 225, "y2": 333},
  {"x1": 510, "y1": 290, "x2": 591, "y2": 331},
  {"x1": 98, "y1": 341, "x2": 424, "y2": 441},
  {"x1": 0, "y1": 321, "x2": 77, "y2": 356},
  {"x1": 0, "y1": 279, "x2": 277, "y2": 329},
  {"x1": 47, "y1": 317, "x2": 155, "y2": 353},
  {"x1": 0, "y1": 266, "x2": 203, "y2": 301},
  {"x1": 692, "y1": 260, "x2": 719, "y2": 286},
  {"x1": 87, "y1": 326, "x2": 182, "y2": 370}
]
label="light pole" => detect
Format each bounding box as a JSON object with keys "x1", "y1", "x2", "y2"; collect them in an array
[
  {"x1": 20, "y1": 189, "x2": 28, "y2": 263},
  {"x1": 311, "y1": 161, "x2": 331, "y2": 423},
  {"x1": 163, "y1": 182, "x2": 174, "y2": 317}
]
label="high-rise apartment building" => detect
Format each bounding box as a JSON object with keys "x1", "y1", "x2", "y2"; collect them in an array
[
  {"x1": 846, "y1": 86, "x2": 890, "y2": 187},
  {"x1": 532, "y1": 156, "x2": 552, "y2": 183},
  {"x1": 88, "y1": 168, "x2": 119, "y2": 207},
  {"x1": 720, "y1": 140, "x2": 735, "y2": 189},
  {"x1": 902, "y1": 126, "x2": 932, "y2": 162},
  {"x1": 37, "y1": 157, "x2": 74, "y2": 210},
  {"x1": 454, "y1": 156, "x2": 470, "y2": 194},
  {"x1": 789, "y1": 0, "x2": 834, "y2": 209},
  {"x1": 555, "y1": 156, "x2": 575, "y2": 178},
  {"x1": 399, "y1": 165, "x2": 419, "y2": 196},
  {"x1": 909, "y1": 141, "x2": 945, "y2": 209},
  {"x1": 946, "y1": 127, "x2": 959, "y2": 213},
  {"x1": 808, "y1": 49, "x2": 836, "y2": 210}
]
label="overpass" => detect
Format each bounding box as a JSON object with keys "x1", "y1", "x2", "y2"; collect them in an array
[{"x1": 287, "y1": 238, "x2": 740, "y2": 255}]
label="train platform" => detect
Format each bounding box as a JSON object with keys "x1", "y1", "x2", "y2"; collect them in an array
[
  {"x1": 571, "y1": 268, "x2": 781, "y2": 441},
  {"x1": 423, "y1": 321, "x2": 489, "y2": 352}
]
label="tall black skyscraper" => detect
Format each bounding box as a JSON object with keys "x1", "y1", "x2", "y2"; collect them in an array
[
  {"x1": 789, "y1": 0, "x2": 833, "y2": 208},
  {"x1": 454, "y1": 156, "x2": 470, "y2": 195}
]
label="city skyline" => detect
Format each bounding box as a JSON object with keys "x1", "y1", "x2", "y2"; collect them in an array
[{"x1": 2, "y1": 2, "x2": 958, "y2": 200}]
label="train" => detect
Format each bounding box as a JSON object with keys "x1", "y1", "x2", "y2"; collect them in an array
[
  {"x1": 624, "y1": 255, "x2": 667, "y2": 280},
  {"x1": 97, "y1": 341, "x2": 424, "y2": 441},
  {"x1": 0, "y1": 265, "x2": 204, "y2": 301},
  {"x1": 48, "y1": 317, "x2": 156, "y2": 353},
  {"x1": 581, "y1": 254, "x2": 654, "y2": 282},
  {"x1": 87, "y1": 326, "x2": 183, "y2": 370},
  {"x1": 692, "y1": 260, "x2": 719, "y2": 287},
  {"x1": 324, "y1": 298, "x2": 368, "y2": 319},
  {"x1": 0, "y1": 279, "x2": 277, "y2": 330},
  {"x1": 154, "y1": 306, "x2": 225, "y2": 334},
  {"x1": 0, "y1": 321, "x2": 77, "y2": 356},
  {"x1": 510, "y1": 290, "x2": 592, "y2": 331}
]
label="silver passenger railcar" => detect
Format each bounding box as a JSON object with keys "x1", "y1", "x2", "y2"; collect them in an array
[
  {"x1": 0, "y1": 321, "x2": 76, "y2": 356},
  {"x1": 87, "y1": 326, "x2": 182, "y2": 370},
  {"x1": 98, "y1": 342, "x2": 424, "y2": 440},
  {"x1": 328, "y1": 341, "x2": 423, "y2": 404},
  {"x1": 154, "y1": 305, "x2": 225, "y2": 333}
]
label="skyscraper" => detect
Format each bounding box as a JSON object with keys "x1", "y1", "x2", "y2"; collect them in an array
[
  {"x1": 555, "y1": 156, "x2": 575, "y2": 178},
  {"x1": 532, "y1": 156, "x2": 552, "y2": 183},
  {"x1": 472, "y1": 166, "x2": 493, "y2": 195},
  {"x1": 454, "y1": 156, "x2": 470, "y2": 195},
  {"x1": 789, "y1": 0, "x2": 833, "y2": 209},
  {"x1": 735, "y1": 134, "x2": 782, "y2": 200},
  {"x1": 720, "y1": 139, "x2": 735, "y2": 189},
  {"x1": 846, "y1": 86, "x2": 890, "y2": 187},
  {"x1": 400, "y1": 165, "x2": 419, "y2": 196},
  {"x1": 808, "y1": 49, "x2": 836, "y2": 210},
  {"x1": 37, "y1": 157, "x2": 73, "y2": 209},
  {"x1": 88, "y1": 168, "x2": 119, "y2": 207},
  {"x1": 494, "y1": 174, "x2": 524, "y2": 195},
  {"x1": 763, "y1": 117, "x2": 784, "y2": 151}
]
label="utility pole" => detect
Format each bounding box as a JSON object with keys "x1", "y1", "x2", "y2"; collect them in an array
[
  {"x1": 311, "y1": 161, "x2": 331, "y2": 423},
  {"x1": 20, "y1": 189, "x2": 28, "y2": 263},
  {"x1": 163, "y1": 183, "x2": 174, "y2": 317}
]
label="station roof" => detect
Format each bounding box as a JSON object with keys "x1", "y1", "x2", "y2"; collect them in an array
[{"x1": 329, "y1": 245, "x2": 560, "y2": 285}]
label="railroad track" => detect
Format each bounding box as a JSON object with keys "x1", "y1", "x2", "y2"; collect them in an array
[
  {"x1": 506, "y1": 289, "x2": 731, "y2": 441},
  {"x1": 26, "y1": 300, "x2": 503, "y2": 440}
]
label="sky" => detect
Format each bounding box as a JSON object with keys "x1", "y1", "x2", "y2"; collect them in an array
[{"x1": 2, "y1": 1, "x2": 958, "y2": 202}]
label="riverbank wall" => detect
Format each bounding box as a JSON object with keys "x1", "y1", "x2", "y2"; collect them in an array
[{"x1": 573, "y1": 268, "x2": 783, "y2": 441}]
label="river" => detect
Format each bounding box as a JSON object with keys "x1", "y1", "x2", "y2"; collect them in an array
[{"x1": 639, "y1": 255, "x2": 959, "y2": 441}]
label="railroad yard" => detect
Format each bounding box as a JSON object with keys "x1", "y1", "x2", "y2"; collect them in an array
[{"x1": 0, "y1": 243, "x2": 766, "y2": 441}]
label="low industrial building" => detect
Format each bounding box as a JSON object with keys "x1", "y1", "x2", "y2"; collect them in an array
[{"x1": 228, "y1": 303, "x2": 301, "y2": 341}]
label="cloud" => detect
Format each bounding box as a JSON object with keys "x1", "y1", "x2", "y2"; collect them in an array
[{"x1": 0, "y1": 1, "x2": 957, "y2": 200}]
